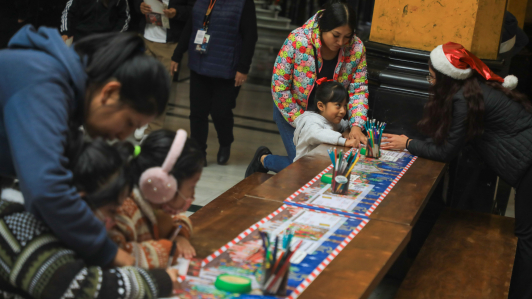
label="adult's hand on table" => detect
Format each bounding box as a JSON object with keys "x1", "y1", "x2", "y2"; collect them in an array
[
  {"x1": 348, "y1": 126, "x2": 367, "y2": 148},
  {"x1": 140, "y1": 2, "x2": 152, "y2": 14},
  {"x1": 235, "y1": 71, "x2": 247, "y2": 87},
  {"x1": 380, "y1": 133, "x2": 409, "y2": 151},
  {"x1": 112, "y1": 248, "x2": 136, "y2": 267}
]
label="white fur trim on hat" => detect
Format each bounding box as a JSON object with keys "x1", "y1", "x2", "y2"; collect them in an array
[
  {"x1": 1, "y1": 188, "x2": 24, "y2": 204},
  {"x1": 503, "y1": 75, "x2": 518, "y2": 90},
  {"x1": 430, "y1": 45, "x2": 473, "y2": 80}
]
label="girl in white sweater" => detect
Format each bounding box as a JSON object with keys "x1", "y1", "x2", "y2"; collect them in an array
[{"x1": 293, "y1": 80, "x2": 357, "y2": 161}]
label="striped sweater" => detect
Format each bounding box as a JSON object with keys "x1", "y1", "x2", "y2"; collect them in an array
[
  {"x1": 0, "y1": 191, "x2": 172, "y2": 299},
  {"x1": 109, "y1": 188, "x2": 193, "y2": 269}
]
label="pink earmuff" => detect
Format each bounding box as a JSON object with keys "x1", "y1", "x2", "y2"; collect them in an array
[{"x1": 139, "y1": 129, "x2": 187, "y2": 204}]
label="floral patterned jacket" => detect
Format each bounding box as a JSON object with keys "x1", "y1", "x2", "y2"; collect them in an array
[{"x1": 271, "y1": 11, "x2": 369, "y2": 128}]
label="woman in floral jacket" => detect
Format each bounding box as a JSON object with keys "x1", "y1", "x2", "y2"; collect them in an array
[{"x1": 246, "y1": 0, "x2": 369, "y2": 177}]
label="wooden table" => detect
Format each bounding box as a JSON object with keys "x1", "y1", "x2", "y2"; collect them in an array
[
  {"x1": 246, "y1": 144, "x2": 447, "y2": 226},
  {"x1": 186, "y1": 144, "x2": 446, "y2": 298},
  {"x1": 190, "y1": 194, "x2": 412, "y2": 299}
]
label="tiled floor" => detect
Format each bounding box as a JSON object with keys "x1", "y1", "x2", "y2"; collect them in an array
[{"x1": 163, "y1": 79, "x2": 286, "y2": 211}]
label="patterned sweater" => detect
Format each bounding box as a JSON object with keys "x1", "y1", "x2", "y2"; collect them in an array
[
  {"x1": 0, "y1": 190, "x2": 172, "y2": 299},
  {"x1": 271, "y1": 11, "x2": 369, "y2": 128},
  {"x1": 109, "y1": 188, "x2": 193, "y2": 269}
]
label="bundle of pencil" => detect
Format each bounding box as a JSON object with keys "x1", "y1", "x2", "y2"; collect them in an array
[
  {"x1": 364, "y1": 119, "x2": 386, "y2": 158},
  {"x1": 327, "y1": 148, "x2": 360, "y2": 194},
  {"x1": 259, "y1": 229, "x2": 302, "y2": 295}
]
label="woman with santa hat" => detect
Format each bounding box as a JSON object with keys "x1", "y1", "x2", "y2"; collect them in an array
[{"x1": 383, "y1": 42, "x2": 532, "y2": 298}]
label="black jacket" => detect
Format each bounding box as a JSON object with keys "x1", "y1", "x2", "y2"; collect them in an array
[
  {"x1": 407, "y1": 83, "x2": 532, "y2": 188},
  {"x1": 134, "y1": 0, "x2": 195, "y2": 43},
  {"x1": 60, "y1": 0, "x2": 130, "y2": 41}
]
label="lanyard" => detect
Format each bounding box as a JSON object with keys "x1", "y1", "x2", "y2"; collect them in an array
[{"x1": 202, "y1": 0, "x2": 217, "y2": 31}]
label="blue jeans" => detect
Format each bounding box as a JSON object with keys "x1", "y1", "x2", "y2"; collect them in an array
[{"x1": 264, "y1": 105, "x2": 295, "y2": 173}]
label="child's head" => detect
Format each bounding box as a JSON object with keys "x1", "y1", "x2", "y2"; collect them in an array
[
  {"x1": 130, "y1": 129, "x2": 204, "y2": 214},
  {"x1": 68, "y1": 138, "x2": 132, "y2": 230},
  {"x1": 313, "y1": 81, "x2": 348, "y2": 124}
]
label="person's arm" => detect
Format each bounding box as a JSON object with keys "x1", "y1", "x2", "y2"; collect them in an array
[
  {"x1": 60, "y1": 0, "x2": 78, "y2": 38},
  {"x1": 110, "y1": 211, "x2": 175, "y2": 268},
  {"x1": 172, "y1": 16, "x2": 192, "y2": 62},
  {"x1": 114, "y1": 0, "x2": 131, "y2": 32},
  {"x1": 347, "y1": 38, "x2": 369, "y2": 129},
  {"x1": 298, "y1": 122, "x2": 346, "y2": 147},
  {"x1": 272, "y1": 34, "x2": 300, "y2": 127},
  {"x1": 169, "y1": 0, "x2": 194, "y2": 22},
  {"x1": 3, "y1": 82, "x2": 118, "y2": 266},
  {"x1": 236, "y1": 0, "x2": 258, "y2": 74},
  {"x1": 406, "y1": 99, "x2": 468, "y2": 161}
]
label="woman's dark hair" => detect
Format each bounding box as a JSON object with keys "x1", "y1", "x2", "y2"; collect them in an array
[
  {"x1": 74, "y1": 33, "x2": 169, "y2": 116},
  {"x1": 130, "y1": 129, "x2": 205, "y2": 186},
  {"x1": 419, "y1": 59, "x2": 532, "y2": 145},
  {"x1": 313, "y1": 81, "x2": 348, "y2": 113},
  {"x1": 318, "y1": 0, "x2": 357, "y2": 33},
  {"x1": 66, "y1": 132, "x2": 133, "y2": 209}
]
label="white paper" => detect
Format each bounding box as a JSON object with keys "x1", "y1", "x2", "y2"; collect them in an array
[
  {"x1": 194, "y1": 30, "x2": 206, "y2": 44},
  {"x1": 380, "y1": 150, "x2": 405, "y2": 162},
  {"x1": 308, "y1": 183, "x2": 374, "y2": 211},
  {"x1": 268, "y1": 210, "x2": 346, "y2": 254},
  {"x1": 144, "y1": 0, "x2": 164, "y2": 14}
]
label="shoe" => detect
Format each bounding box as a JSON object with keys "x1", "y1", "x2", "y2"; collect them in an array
[
  {"x1": 134, "y1": 124, "x2": 148, "y2": 141},
  {"x1": 217, "y1": 145, "x2": 231, "y2": 165},
  {"x1": 245, "y1": 146, "x2": 271, "y2": 178}
]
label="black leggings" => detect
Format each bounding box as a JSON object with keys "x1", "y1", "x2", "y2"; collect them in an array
[{"x1": 509, "y1": 165, "x2": 532, "y2": 298}]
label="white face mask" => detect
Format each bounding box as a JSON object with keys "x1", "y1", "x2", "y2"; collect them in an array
[{"x1": 161, "y1": 190, "x2": 193, "y2": 215}]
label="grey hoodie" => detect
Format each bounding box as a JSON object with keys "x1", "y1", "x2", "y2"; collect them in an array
[{"x1": 293, "y1": 112, "x2": 350, "y2": 161}]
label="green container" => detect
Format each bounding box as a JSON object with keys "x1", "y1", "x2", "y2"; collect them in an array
[
  {"x1": 360, "y1": 147, "x2": 367, "y2": 156},
  {"x1": 321, "y1": 173, "x2": 333, "y2": 184},
  {"x1": 214, "y1": 274, "x2": 252, "y2": 294}
]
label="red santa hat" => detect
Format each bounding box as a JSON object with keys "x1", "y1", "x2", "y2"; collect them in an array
[{"x1": 430, "y1": 42, "x2": 518, "y2": 90}]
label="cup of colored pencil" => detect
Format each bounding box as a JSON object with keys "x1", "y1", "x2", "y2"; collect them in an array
[
  {"x1": 364, "y1": 119, "x2": 386, "y2": 159},
  {"x1": 327, "y1": 148, "x2": 361, "y2": 195},
  {"x1": 259, "y1": 229, "x2": 302, "y2": 296}
]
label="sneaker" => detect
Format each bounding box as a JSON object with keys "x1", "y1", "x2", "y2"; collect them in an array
[
  {"x1": 134, "y1": 125, "x2": 148, "y2": 141},
  {"x1": 245, "y1": 146, "x2": 272, "y2": 178}
]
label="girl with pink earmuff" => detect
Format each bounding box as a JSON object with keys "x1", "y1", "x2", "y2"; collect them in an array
[{"x1": 109, "y1": 129, "x2": 205, "y2": 269}]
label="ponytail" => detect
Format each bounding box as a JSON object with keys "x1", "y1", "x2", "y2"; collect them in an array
[{"x1": 74, "y1": 33, "x2": 169, "y2": 116}]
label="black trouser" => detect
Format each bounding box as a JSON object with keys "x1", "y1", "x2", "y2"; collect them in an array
[
  {"x1": 509, "y1": 165, "x2": 532, "y2": 299},
  {"x1": 189, "y1": 70, "x2": 240, "y2": 153}
]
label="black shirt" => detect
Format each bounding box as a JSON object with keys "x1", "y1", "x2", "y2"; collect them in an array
[
  {"x1": 307, "y1": 54, "x2": 338, "y2": 111},
  {"x1": 171, "y1": 0, "x2": 258, "y2": 74}
]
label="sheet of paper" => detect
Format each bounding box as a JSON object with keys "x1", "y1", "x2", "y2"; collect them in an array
[
  {"x1": 380, "y1": 150, "x2": 405, "y2": 162},
  {"x1": 268, "y1": 210, "x2": 346, "y2": 254},
  {"x1": 144, "y1": 0, "x2": 164, "y2": 14}
]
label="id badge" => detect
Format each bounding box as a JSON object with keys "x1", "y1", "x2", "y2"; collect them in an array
[
  {"x1": 194, "y1": 29, "x2": 206, "y2": 44},
  {"x1": 194, "y1": 34, "x2": 210, "y2": 54}
]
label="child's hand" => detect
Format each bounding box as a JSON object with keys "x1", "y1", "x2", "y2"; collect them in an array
[
  {"x1": 344, "y1": 139, "x2": 358, "y2": 148},
  {"x1": 176, "y1": 236, "x2": 196, "y2": 259}
]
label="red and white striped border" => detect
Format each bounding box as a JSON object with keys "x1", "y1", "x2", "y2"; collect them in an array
[
  {"x1": 201, "y1": 205, "x2": 286, "y2": 267},
  {"x1": 285, "y1": 155, "x2": 418, "y2": 217},
  {"x1": 286, "y1": 219, "x2": 369, "y2": 299},
  {"x1": 364, "y1": 156, "x2": 417, "y2": 216}
]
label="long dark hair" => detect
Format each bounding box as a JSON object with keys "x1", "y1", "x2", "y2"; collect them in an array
[
  {"x1": 74, "y1": 33, "x2": 169, "y2": 116},
  {"x1": 419, "y1": 59, "x2": 532, "y2": 145},
  {"x1": 318, "y1": 0, "x2": 357, "y2": 33},
  {"x1": 313, "y1": 81, "x2": 348, "y2": 113},
  {"x1": 66, "y1": 134, "x2": 133, "y2": 209},
  {"x1": 129, "y1": 130, "x2": 205, "y2": 186}
]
